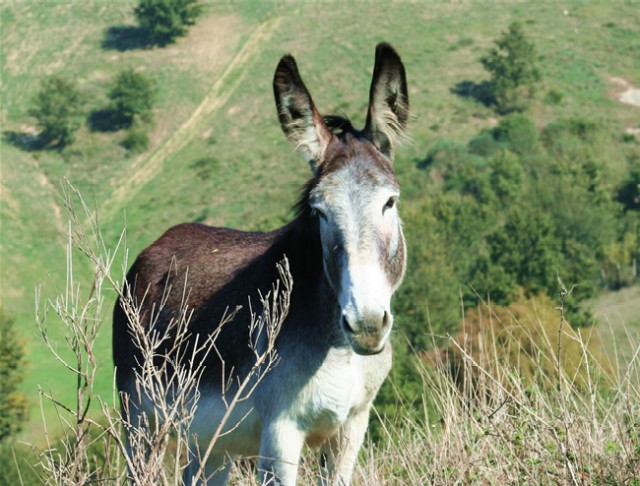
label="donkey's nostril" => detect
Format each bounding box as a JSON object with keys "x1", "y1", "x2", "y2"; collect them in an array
[{"x1": 342, "y1": 315, "x2": 356, "y2": 334}]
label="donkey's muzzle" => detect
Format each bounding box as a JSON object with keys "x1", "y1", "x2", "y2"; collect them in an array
[{"x1": 342, "y1": 311, "x2": 392, "y2": 355}]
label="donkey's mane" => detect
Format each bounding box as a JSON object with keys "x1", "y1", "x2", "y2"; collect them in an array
[
  {"x1": 294, "y1": 177, "x2": 317, "y2": 220},
  {"x1": 291, "y1": 114, "x2": 360, "y2": 219},
  {"x1": 323, "y1": 115, "x2": 356, "y2": 135}
]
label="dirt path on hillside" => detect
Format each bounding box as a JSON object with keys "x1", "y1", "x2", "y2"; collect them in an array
[
  {"x1": 105, "y1": 16, "x2": 282, "y2": 217},
  {"x1": 610, "y1": 76, "x2": 640, "y2": 107},
  {"x1": 609, "y1": 76, "x2": 640, "y2": 138}
]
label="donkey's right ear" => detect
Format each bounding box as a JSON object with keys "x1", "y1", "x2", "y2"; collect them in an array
[
  {"x1": 364, "y1": 43, "x2": 409, "y2": 161},
  {"x1": 273, "y1": 55, "x2": 332, "y2": 170}
]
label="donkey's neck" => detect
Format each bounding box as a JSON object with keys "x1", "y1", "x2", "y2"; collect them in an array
[
  {"x1": 275, "y1": 213, "x2": 324, "y2": 300},
  {"x1": 273, "y1": 214, "x2": 346, "y2": 350}
]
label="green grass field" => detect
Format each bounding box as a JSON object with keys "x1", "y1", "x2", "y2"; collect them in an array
[{"x1": 1, "y1": 1, "x2": 639, "y2": 446}]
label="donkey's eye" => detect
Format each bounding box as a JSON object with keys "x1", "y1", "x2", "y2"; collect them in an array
[
  {"x1": 383, "y1": 197, "x2": 397, "y2": 214},
  {"x1": 314, "y1": 208, "x2": 328, "y2": 220}
]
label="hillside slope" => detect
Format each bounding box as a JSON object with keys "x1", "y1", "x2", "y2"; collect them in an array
[{"x1": 1, "y1": 2, "x2": 638, "y2": 442}]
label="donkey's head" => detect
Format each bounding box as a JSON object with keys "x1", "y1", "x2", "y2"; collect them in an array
[{"x1": 273, "y1": 44, "x2": 408, "y2": 355}]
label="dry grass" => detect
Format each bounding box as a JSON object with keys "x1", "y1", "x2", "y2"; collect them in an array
[
  {"x1": 223, "y1": 329, "x2": 640, "y2": 485},
  {"x1": 352, "y1": 309, "x2": 640, "y2": 485},
  {"x1": 24, "y1": 182, "x2": 640, "y2": 485}
]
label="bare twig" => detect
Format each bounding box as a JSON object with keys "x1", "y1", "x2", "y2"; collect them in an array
[{"x1": 35, "y1": 179, "x2": 291, "y2": 485}]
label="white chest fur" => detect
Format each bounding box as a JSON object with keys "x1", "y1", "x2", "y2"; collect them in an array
[
  {"x1": 290, "y1": 347, "x2": 388, "y2": 445},
  {"x1": 188, "y1": 345, "x2": 391, "y2": 456}
]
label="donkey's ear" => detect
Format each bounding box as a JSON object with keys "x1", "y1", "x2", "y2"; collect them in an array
[
  {"x1": 364, "y1": 43, "x2": 409, "y2": 160},
  {"x1": 273, "y1": 55, "x2": 332, "y2": 170}
]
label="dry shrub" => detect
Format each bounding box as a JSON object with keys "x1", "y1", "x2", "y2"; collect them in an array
[
  {"x1": 439, "y1": 294, "x2": 611, "y2": 394},
  {"x1": 33, "y1": 180, "x2": 290, "y2": 485}
]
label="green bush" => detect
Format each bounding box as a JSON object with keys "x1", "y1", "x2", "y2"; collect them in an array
[
  {"x1": 393, "y1": 197, "x2": 464, "y2": 347},
  {"x1": 602, "y1": 221, "x2": 638, "y2": 289},
  {"x1": 541, "y1": 118, "x2": 601, "y2": 150},
  {"x1": 409, "y1": 117, "x2": 627, "y2": 332},
  {"x1": 122, "y1": 125, "x2": 150, "y2": 153},
  {"x1": 0, "y1": 309, "x2": 29, "y2": 443},
  {"x1": 134, "y1": 0, "x2": 203, "y2": 46},
  {"x1": 487, "y1": 149, "x2": 524, "y2": 201},
  {"x1": 469, "y1": 114, "x2": 539, "y2": 159},
  {"x1": 28, "y1": 75, "x2": 84, "y2": 147},
  {"x1": 468, "y1": 129, "x2": 500, "y2": 157},
  {"x1": 470, "y1": 205, "x2": 560, "y2": 304},
  {"x1": 616, "y1": 158, "x2": 640, "y2": 212},
  {"x1": 493, "y1": 113, "x2": 539, "y2": 155},
  {"x1": 544, "y1": 89, "x2": 564, "y2": 105},
  {"x1": 108, "y1": 69, "x2": 156, "y2": 129},
  {"x1": 421, "y1": 139, "x2": 470, "y2": 170}
]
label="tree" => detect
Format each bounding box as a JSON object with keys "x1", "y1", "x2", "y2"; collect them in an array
[
  {"x1": 0, "y1": 309, "x2": 29, "y2": 442},
  {"x1": 134, "y1": 0, "x2": 203, "y2": 46},
  {"x1": 617, "y1": 159, "x2": 640, "y2": 212},
  {"x1": 107, "y1": 68, "x2": 156, "y2": 129},
  {"x1": 481, "y1": 22, "x2": 542, "y2": 114},
  {"x1": 28, "y1": 75, "x2": 84, "y2": 147},
  {"x1": 474, "y1": 205, "x2": 560, "y2": 303}
]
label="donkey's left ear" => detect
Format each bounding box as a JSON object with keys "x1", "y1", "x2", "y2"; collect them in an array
[
  {"x1": 273, "y1": 54, "x2": 332, "y2": 171},
  {"x1": 364, "y1": 43, "x2": 409, "y2": 161}
]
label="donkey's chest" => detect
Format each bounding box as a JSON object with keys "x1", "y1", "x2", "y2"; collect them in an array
[{"x1": 291, "y1": 349, "x2": 388, "y2": 442}]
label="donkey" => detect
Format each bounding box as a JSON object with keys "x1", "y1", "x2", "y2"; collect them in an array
[{"x1": 113, "y1": 43, "x2": 409, "y2": 485}]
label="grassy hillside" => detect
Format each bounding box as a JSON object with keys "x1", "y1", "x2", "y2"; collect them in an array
[{"x1": 1, "y1": 1, "x2": 639, "y2": 445}]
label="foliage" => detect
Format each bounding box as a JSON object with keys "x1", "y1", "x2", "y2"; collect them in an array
[
  {"x1": 0, "y1": 309, "x2": 29, "y2": 442},
  {"x1": 617, "y1": 158, "x2": 640, "y2": 212},
  {"x1": 480, "y1": 21, "x2": 542, "y2": 114},
  {"x1": 470, "y1": 206, "x2": 560, "y2": 305},
  {"x1": 378, "y1": 115, "x2": 634, "y2": 422},
  {"x1": 543, "y1": 89, "x2": 563, "y2": 106},
  {"x1": 398, "y1": 114, "x2": 630, "y2": 349},
  {"x1": 604, "y1": 159, "x2": 640, "y2": 288},
  {"x1": 134, "y1": 0, "x2": 203, "y2": 46},
  {"x1": 492, "y1": 113, "x2": 539, "y2": 155},
  {"x1": 602, "y1": 224, "x2": 638, "y2": 289},
  {"x1": 122, "y1": 126, "x2": 151, "y2": 153},
  {"x1": 393, "y1": 199, "x2": 463, "y2": 348},
  {"x1": 28, "y1": 75, "x2": 84, "y2": 148},
  {"x1": 107, "y1": 69, "x2": 156, "y2": 129}
]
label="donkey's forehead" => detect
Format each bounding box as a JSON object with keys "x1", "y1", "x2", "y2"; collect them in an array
[
  {"x1": 310, "y1": 161, "x2": 398, "y2": 212},
  {"x1": 317, "y1": 135, "x2": 399, "y2": 192}
]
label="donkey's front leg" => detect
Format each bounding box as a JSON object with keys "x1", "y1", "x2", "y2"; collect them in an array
[
  {"x1": 319, "y1": 405, "x2": 371, "y2": 485},
  {"x1": 258, "y1": 418, "x2": 305, "y2": 485}
]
